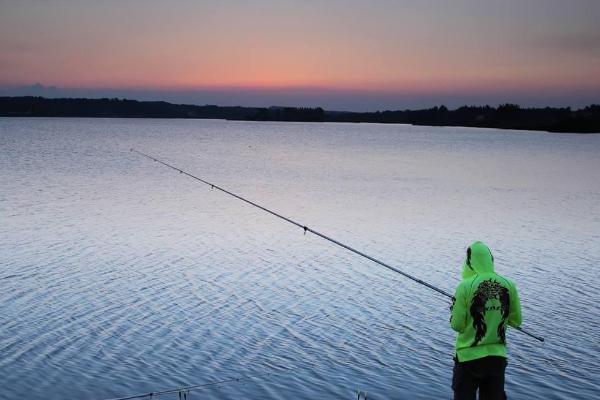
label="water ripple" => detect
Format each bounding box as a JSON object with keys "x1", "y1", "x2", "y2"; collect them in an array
[{"x1": 1, "y1": 118, "x2": 600, "y2": 399}]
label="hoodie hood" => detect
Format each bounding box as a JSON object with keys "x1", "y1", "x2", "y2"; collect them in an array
[{"x1": 461, "y1": 241, "x2": 495, "y2": 278}]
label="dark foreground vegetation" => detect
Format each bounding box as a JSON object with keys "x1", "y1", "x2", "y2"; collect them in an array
[{"x1": 1, "y1": 96, "x2": 599, "y2": 133}]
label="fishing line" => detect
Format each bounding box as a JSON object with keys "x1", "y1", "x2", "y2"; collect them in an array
[{"x1": 130, "y1": 149, "x2": 544, "y2": 342}]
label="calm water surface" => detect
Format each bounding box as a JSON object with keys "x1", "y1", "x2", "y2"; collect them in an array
[{"x1": 1, "y1": 118, "x2": 599, "y2": 399}]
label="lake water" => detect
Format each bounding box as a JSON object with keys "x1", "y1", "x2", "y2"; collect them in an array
[{"x1": 1, "y1": 118, "x2": 599, "y2": 400}]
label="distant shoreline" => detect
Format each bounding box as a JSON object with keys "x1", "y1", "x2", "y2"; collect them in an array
[{"x1": 1, "y1": 96, "x2": 598, "y2": 133}]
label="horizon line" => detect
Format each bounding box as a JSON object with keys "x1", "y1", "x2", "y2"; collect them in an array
[
  {"x1": 2, "y1": 83, "x2": 599, "y2": 113},
  {"x1": 3, "y1": 94, "x2": 597, "y2": 113}
]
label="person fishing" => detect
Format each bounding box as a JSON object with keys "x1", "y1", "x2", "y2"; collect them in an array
[{"x1": 450, "y1": 241, "x2": 522, "y2": 400}]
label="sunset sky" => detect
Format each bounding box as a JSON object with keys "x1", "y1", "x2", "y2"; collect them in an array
[{"x1": 1, "y1": 0, "x2": 599, "y2": 110}]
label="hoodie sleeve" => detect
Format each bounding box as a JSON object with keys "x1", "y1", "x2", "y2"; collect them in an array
[
  {"x1": 450, "y1": 283, "x2": 467, "y2": 332},
  {"x1": 508, "y1": 282, "x2": 522, "y2": 328}
]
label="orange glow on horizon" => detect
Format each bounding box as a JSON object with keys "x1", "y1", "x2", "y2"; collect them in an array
[{"x1": 18, "y1": 75, "x2": 597, "y2": 97}]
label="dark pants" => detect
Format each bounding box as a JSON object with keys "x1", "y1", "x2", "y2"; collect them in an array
[{"x1": 452, "y1": 356, "x2": 507, "y2": 400}]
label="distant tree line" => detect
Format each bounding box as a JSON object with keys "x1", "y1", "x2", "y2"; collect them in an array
[
  {"x1": 328, "y1": 103, "x2": 600, "y2": 133},
  {"x1": 0, "y1": 97, "x2": 260, "y2": 120},
  {"x1": 250, "y1": 106, "x2": 325, "y2": 122},
  {"x1": 1, "y1": 96, "x2": 598, "y2": 133}
]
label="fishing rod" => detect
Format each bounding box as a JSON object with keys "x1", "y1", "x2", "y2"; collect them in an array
[
  {"x1": 104, "y1": 371, "x2": 273, "y2": 400},
  {"x1": 102, "y1": 342, "x2": 382, "y2": 400},
  {"x1": 130, "y1": 149, "x2": 544, "y2": 343}
]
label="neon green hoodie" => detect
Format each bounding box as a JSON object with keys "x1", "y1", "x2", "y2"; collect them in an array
[{"x1": 450, "y1": 241, "x2": 522, "y2": 362}]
